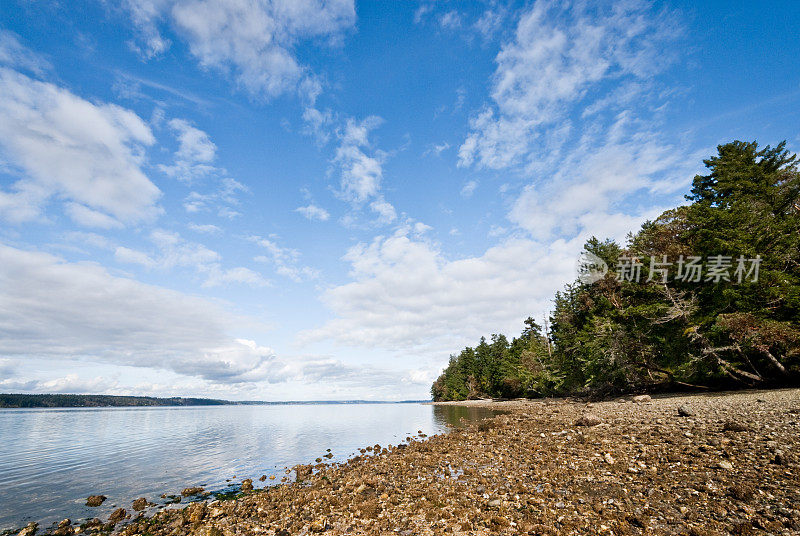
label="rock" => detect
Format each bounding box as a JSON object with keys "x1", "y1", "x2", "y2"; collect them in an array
[
  {"x1": 309, "y1": 519, "x2": 328, "y2": 532},
  {"x1": 108, "y1": 508, "x2": 126, "y2": 524},
  {"x1": 185, "y1": 502, "x2": 207, "y2": 524},
  {"x1": 575, "y1": 414, "x2": 603, "y2": 427},
  {"x1": 132, "y1": 497, "x2": 147, "y2": 511},
  {"x1": 207, "y1": 526, "x2": 223, "y2": 536},
  {"x1": 17, "y1": 522, "x2": 38, "y2": 536},
  {"x1": 295, "y1": 464, "x2": 313, "y2": 480},
  {"x1": 722, "y1": 420, "x2": 748, "y2": 432},
  {"x1": 488, "y1": 499, "x2": 502, "y2": 507},
  {"x1": 603, "y1": 453, "x2": 615, "y2": 465},
  {"x1": 86, "y1": 495, "x2": 106, "y2": 507},
  {"x1": 718, "y1": 460, "x2": 734, "y2": 471},
  {"x1": 181, "y1": 486, "x2": 205, "y2": 496},
  {"x1": 678, "y1": 405, "x2": 694, "y2": 417},
  {"x1": 632, "y1": 394, "x2": 652, "y2": 403},
  {"x1": 773, "y1": 450, "x2": 789, "y2": 465},
  {"x1": 241, "y1": 478, "x2": 253, "y2": 492},
  {"x1": 53, "y1": 520, "x2": 72, "y2": 536},
  {"x1": 259, "y1": 475, "x2": 267, "y2": 481}
]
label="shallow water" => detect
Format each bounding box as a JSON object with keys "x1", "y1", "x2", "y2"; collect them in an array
[{"x1": 0, "y1": 403, "x2": 495, "y2": 530}]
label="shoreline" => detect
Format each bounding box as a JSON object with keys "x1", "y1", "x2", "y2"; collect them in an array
[{"x1": 10, "y1": 388, "x2": 800, "y2": 536}]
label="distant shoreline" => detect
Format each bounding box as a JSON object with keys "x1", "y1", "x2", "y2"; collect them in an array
[{"x1": 0, "y1": 393, "x2": 430, "y2": 409}]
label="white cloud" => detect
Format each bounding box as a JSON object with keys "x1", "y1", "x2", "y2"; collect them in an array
[
  {"x1": 0, "y1": 30, "x2": 51, "y2": 75},
  {"x1": 459, "y1": 0, "x2": 679, "y2": 170},
  {"x1": 460, "y1": 180, "x2": 478, "y2": 197},
  {"x1": 303, "y1": 227, "x2": 587, "y2": 353},
  {"x1": 0, "y1": 68, "x2": 161, "y2": 226},
  {"x1": 123, "y1": 0, "x2": 356, "y2": 100},
  {"x1": 0, "y1": 242, "x2": 279, "y2": 383},
  {"x1": 187, "y1": 222, "x2": 222, "y2": 234},
  {"x1": 159, "y1": 118, "x2": 218, "y2": 183},
  {"x1": 250, "y1": 235, "x2": 317, "y2": 282},
  {"x1": 295, "y1": 203, "x2": 330, "y2": 221},
  {"x1": 333, "y1": 116, "x2": 397, "y2": 225},
  {"x1": 113, "y1": 229, "x2": 270, "y2": 287}
]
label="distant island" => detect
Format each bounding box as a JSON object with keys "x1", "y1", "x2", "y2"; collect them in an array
[{"x1": 0, "y1": 393, "x2": 429, "y2": 408}]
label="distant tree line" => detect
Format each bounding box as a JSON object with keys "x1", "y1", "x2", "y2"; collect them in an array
[
  {"x1": 0, "y1": 394, "x2": 230, "y2": 408},
  {"x1": 432, "y1": 141, "x2": 800, "y2": 400}
]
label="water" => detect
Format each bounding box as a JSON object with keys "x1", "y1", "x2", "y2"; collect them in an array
[{"x1": 0, "y1": 403, "x2": 496, "y2": 530}]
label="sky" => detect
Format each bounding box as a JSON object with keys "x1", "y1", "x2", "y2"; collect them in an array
[{"x1": 0, "y1": 0, "x2": 798, "y2": 401}]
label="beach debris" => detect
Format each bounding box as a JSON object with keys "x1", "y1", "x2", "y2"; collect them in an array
[{"x1": 85, "y1": 495, "x2": 106, "y2": 507}]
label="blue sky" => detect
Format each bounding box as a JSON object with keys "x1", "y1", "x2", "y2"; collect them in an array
[{"x1": 0, "y1": 0, "x2": 798, "y2": 400}]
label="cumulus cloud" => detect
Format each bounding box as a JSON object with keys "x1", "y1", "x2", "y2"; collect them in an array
[
  {"x1": 122, "y1": 0, "x2": 355, "y2": 101},
  {"x1": 0, "y1": 243, "x2": 277, "y2": 383},
  {"x1": 303, "y1": 226, "x2": 588, "y2": 353},
  {"x1": 0, "y1": 68, "x2": 161, "y2": 226}
]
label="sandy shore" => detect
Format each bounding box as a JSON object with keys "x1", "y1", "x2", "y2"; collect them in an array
[{"x1": 21, "y1": 389, "x2": 800, "y2": 536}]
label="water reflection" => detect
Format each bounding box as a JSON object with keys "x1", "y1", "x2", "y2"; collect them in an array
[
  {"x1": 0, "y1": 403, "x2": 496, "y2": 531},
  {"x1": 431, "y1": 405, "x2": 504, "y2": 428}
]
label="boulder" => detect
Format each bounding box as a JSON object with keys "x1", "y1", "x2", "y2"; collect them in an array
[
  {"x1": 575, "y1": 414, "x2": 603, "y2": 427},
  {"x1": 132, "y1": 498, "x2": 147, "y2": 511},
  {"x1": 678, "y1": 405, "x2": 694, "y2": 417},
  {"x1": 108, "y1": 508, "x2": 126, "y2": 524},
  {"x1": 17, "y1": 522, "x2": 37, "y2": 536},
  {"x1": 241, "y1": 479, "x2": 253, "y2": 492},
  {"x1": 86, "y1": 495, "x2": 106, "y2": 507},
  {"x1": 181, "y1": 487, "x2": 205, "y2": 496},
  {"x1": 632, "y1": 395, "x2": 652, "y2": 403}
]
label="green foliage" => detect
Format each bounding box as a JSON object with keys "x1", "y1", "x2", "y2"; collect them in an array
[{"x1": 432, "y1": 140, "x2": 800, "y2": 400}]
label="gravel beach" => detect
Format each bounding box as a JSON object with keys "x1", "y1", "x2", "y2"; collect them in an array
[{"x1": 22, "y1": 389, "x2": 800, "y2": 536}]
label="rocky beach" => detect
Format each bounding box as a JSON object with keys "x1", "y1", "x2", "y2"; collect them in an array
[{"x1": 14, "y1": 389, "x2": 800, "y2": 536}]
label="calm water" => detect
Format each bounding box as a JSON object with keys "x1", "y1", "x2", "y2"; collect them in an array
[{"x1": 0, "y1": 403, "x2": 494, "y2": 530}]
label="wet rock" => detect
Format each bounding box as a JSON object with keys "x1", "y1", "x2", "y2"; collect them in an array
[
  {"x1": 181, "y1": 487, "x2": 205, "y2": 496},
  {"x1": 52, "y1": 519, "x2": 72, "y2": 536},
  {"x1": 575, "y1": 414, "x2": 603, "y2": 427},
  {"x1": 294, "y1": 464, "x2": 313, "y2": 480},
  {"x1": 678, "y1": 405, "x2": 695, "y2": 417},
  {"x1": 108, "y1": 508, "x2": 126, "y2": 524},
  {"x1": 184, "y1": 502, "x2": 207, "y2": 524},
  {"x1": 85, "y1": 495, "x2": 106, "y2": 507},
  {"x1": 132, "y1": 497, "x2": 147, "y2": 511},
  {"x1": 258, "y1": 475, "x2": 267, "y2": 482},
  {"x1": 632, "y1": 394, "x2": 652, "y2": 403},
  {"x1": 17, "y1": 522, "x2": 37, "y2": 536},
  {"x1": 241, "y1": 479, "x2": 253, "y2": 492}
]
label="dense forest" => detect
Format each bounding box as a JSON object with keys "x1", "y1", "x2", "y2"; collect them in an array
[
  {"x1": 0, "y1": 394, "x2": 230, "y2": 408},
  {"x1": 432, "y1": 141, "x2": 800, "y2": 400}
]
